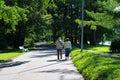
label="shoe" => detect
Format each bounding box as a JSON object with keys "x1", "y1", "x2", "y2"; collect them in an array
[
  {"x1": 65, "y1": 58, "x2": 67, "y2": 61},
  {"x1": 57, "y1": 59, "x2": 60, "y2": 62}
]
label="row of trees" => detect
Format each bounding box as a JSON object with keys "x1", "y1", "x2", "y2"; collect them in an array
[{"x1": 0, "y1": 0, "x2": 120, "y2": 49}]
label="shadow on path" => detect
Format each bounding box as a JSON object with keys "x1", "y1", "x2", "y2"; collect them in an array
[
  {"x1": 30, "y1": 53, "x2": 57, "y2": 58},
  {"x1": 36, "y1": 69, "x2": 79, "y2": 75},
  {"x1": 19, "y1": 61, "x2": 65, "y2": 73},
  {"x1": 47, "y1": 59, "x2": 67, "y2": 62},
  {"x1": 0, "y1": 61, "x2": 30, "y2": 68},
  {"x1": 30, "y1": 43, "x2": 58, "y2": 58},
  {"x1": 33, "y1": 43, "x2": 56, "y2": 51}
]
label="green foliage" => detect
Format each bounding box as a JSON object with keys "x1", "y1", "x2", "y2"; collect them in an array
[
  {"x1": 86, "y1": 10, "x2": 114, "y2": 28},
  {"x1": 0, "y1": 0, "x2": 119, "y2": 50},
  {"x1": 75, "y1": 19, "x2": 97, "y2": 30},
  {"x1": 24, "y1": 32, "x2": 36, "y2": 47},
  {"x1": 66, "y1": 0, "x2": 81, "y2": 5},
  {"x1": 41, "y1": 14, "x2": 53, "y2": 26},
  {"x1": 0, "y1": 0, "x2": 28, "y2": 32},
  {"x1": 24, "y1": 0, "x2": 53, "y2": 44},
  {"x1": 71, "y1": 48, "x2": 120, "y2": 80},
  {"x1": 98, "y1": 0, "x2": 119, "y2": 12},
  {"x1": 90, "y1": 25, "x2": 97, "y2": 30},
  {"x1": 85, "y1": 0, "x2": 120, "y2": 29},
  {"x1": 43, "y1": 0, "x2": 50, "y2": 9},
  {"x1": 75, "y1": 0, "x2": 120, "y2": 45},
  {"x1": 75, "y1": 0, "x2": 119, "y2": 30}
]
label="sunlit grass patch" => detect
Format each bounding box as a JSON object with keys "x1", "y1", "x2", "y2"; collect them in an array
[
  {"x1": 86, "y1": 45, "x2": 110, "y2": 53},
  {"x1": 0, "y1": 51, "x2": 24, "y2": 60}
]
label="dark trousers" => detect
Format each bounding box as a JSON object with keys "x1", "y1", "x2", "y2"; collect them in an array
[
  {"x1": 65, "y1": 48, "x2": 70, "y2": 57},
  {"x1": 57, "y1": 49, "x2": 62, "y2": 60}
]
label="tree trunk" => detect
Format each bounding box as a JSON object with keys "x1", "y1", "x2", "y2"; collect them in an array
[
  {"x1": 13, "y1": 22, "x2": 26, "y2": 48},
  {"x1": 90, "y1": 30, "x2": 96, "y2": 45}
]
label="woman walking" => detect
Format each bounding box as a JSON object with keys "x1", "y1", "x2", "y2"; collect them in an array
[{"x1": 64, "y1": 38, "x2": 72, "y2": 60}]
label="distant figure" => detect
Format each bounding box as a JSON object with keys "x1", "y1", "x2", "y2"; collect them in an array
[
  {"x1": 55, "y1": 37, "x2": 64, "y2": 60},
  {"x1": 64, "y1": 38, "x2": 72, "y2": 60}
]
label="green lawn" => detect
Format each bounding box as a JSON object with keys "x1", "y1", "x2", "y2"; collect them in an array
[
  {"x1": 0, "y1": 50, "x2": 25, "y2": 60},
  {"x1": 85, "y1": 45, "x2": 110, "y2": 53},
  {"x1": 85, "y1": 45, "x2": 120, "y2": 56}
]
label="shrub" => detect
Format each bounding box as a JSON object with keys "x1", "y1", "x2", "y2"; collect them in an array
[
  {"x1": 24, "y1": 37, "x2": 35, "y2": 47},
  {"x1": 110, "y1": 38, "x2": 120, "y2": 53},
  {"x1": 71, "y1": 49, "x2": 120, "y2": 80}
]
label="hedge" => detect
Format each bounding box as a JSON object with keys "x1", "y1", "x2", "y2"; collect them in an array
[{"x1": 71, "y1": 48, "x2": 120, "y2": 80}]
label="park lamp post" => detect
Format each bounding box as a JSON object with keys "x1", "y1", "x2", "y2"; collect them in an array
[{"x1": 81, "y1": 0, "x2": 84, "y2": 52}]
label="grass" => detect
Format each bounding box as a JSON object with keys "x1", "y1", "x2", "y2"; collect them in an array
[
  {"x1": 85, "y1": 45, "x2": 110, "y2": 53},
  {"x1": 70, "y1": 48, "x2": 120, "y2": 80},
  {"x1": 0, "y1": 49, "x2": 25, "y2": 60},
  {"x1": 85, "y1": 45, "x2": 120, "y2": 56}
]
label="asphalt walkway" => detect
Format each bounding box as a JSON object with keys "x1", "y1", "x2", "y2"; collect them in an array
[{"x1": 0, "y1": 44, "x2": 84, "y2": 80}]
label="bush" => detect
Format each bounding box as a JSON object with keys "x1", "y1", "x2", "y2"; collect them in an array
[
  {"x1": 71, "y1": 49, "x2": 120, "y2": 80},
  {"x1": 110, "y1": 38, "x2": 120, "y2": 53},
  {"x1": 24, "y1": 37, "x2": 35, "y2": 47}
]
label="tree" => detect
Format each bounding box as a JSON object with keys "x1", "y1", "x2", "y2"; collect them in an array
[
  {"x1": 75, "y1": 0, "x2": 120, "y2": 45},
  {"x1": 0, "y1": 0, "x2": 28, "y2": 49},
  {"x1": 3, "y1": 0, "x2": 53, "y2": 47}
]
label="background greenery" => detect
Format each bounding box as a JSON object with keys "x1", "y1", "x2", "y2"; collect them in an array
[{"x1": 0, "y1": 0, "x2": 120, "y2": 50}]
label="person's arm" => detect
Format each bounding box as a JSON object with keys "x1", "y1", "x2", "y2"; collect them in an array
[
  {"x1": 64, "y1": 42, "x2": 67, "y2": 49},
  {"x1": 62, "y1": 41, "x2": 64, "y2": 48},
  {"x1": 55, "y1": 41, "x2": 58, "y2": 46}
]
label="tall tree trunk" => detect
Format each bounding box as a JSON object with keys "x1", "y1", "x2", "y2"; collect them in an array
[
  {"x1": 90, "y1": 30, "x2": 96, "y2": 45},
  {"x1": 52, "y1": 27, "x2": 57, "y2": 42},
  {"x1": 13, "y1": 22, "x2": 26, "y2": 48}
]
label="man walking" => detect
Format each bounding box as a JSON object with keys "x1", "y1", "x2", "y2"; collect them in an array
[{"x1": 55, "y1": 37, "x2": 63, "y2": 60}]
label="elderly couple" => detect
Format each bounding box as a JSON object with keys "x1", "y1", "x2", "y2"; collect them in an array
[{"x1": 55, "y1": 37, "x2": 72, "y2": 60}]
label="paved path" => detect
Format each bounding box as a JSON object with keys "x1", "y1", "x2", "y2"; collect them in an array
[{"x1": 0, "y1": 44, "x2": 84, "y2": 80}]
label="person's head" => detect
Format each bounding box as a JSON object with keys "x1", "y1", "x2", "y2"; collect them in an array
[
  {"x1": 65, "y1": 38, "x2": 69, "y2": 41},
  {"x1": 58, "y1": 37, "x2": 61, "y2": 40}
]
